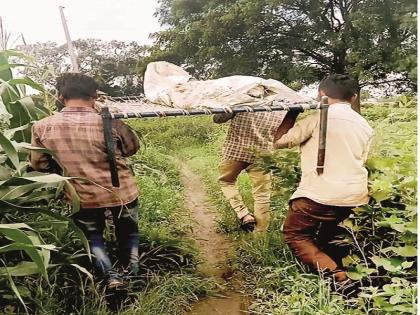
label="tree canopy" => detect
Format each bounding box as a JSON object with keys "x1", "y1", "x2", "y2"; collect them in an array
[
  {"x1": 19, "y1": 39, "x2": 148, "y2": 96},
  {"x1": 147, "y1": 0, "x2": 416, "y2": 90}
]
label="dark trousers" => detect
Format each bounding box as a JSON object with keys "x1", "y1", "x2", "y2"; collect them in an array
[
  {"x1": 72, "y1": 199, "x2": 139, "y2": 278},
  {"x1": 283, "y1": 197, "x2": 352, "y2": 281}
]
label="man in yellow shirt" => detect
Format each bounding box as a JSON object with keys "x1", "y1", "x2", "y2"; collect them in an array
[
  {"x1": 275, "y1": 74, "x2": 374, "y2": 283},
  {"x1": 214, "y1": 111, "x2": 285, "y2": 233}
]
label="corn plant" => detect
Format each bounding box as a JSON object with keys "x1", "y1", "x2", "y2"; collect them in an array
[{"x1": 0, "y1": 50, "x2": 91, "y2": 312}]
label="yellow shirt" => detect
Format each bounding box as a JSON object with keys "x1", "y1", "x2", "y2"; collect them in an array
[{"x1": 275, "y1": 102, "x2": 374, "y2": 207}]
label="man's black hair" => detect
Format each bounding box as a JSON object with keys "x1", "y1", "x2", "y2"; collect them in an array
[
  {"x1": 56, "y1": 73, "x2": 99, "y2": 100},
  {"x1": 319, "y1": 74, "x2": 359, "y2": 101}
]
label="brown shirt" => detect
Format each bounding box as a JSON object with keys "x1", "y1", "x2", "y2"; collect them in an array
[
  {"x1": 215, "y1": 111, "x2": 285, "y2": 163},
  {"x1": 275, "y1": 103, "x2": 374, "y2": 206},
  {"x1": 31, "y1": 107, "x2": 140, "y2": 208}
]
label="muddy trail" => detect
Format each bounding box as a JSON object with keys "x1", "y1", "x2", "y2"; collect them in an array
[{"x1": 179, "y1": 163, "x2": 249, "y2": 315}]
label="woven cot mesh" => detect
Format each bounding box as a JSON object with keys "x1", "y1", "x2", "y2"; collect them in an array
[{"x1": 95, "y1": 95, "x2": 317, "y2": 119}]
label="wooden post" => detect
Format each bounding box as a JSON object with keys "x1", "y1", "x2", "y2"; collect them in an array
[{"x1": 59, "y1": 6, "x2": 79, "y2": 72}]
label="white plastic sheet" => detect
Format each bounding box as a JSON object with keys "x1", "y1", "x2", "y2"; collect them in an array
[{"x1": 144, "y1": 61, "x2": 311, "y2": 109}]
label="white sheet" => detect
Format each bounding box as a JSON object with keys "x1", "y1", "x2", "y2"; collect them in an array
[{"x1": 144, "y1": 61, "x2": 311, "y2": 109}]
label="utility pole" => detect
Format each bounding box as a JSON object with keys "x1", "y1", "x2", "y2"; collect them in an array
[
  {"x1": 0, "y1": 16, "x2": 6, "y2": 50},
  {"x1": 59, "y1": 6, "x2": 79, "y2": 72}
]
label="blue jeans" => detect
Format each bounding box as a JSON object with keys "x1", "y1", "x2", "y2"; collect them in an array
[{"x1": 72, "y1": 199, "x2": 139, "y2": 278}]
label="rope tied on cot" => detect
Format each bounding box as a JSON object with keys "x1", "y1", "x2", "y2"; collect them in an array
[{"x1": 262, "y1": 105, "x2": 273, "y2": 112}]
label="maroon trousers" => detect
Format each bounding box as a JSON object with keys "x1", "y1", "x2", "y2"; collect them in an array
[{"x1": 283, "y1": 197, "x2": 352, "y2": 282}]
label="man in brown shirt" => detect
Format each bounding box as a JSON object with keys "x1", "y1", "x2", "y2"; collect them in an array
[{"x1": 31, "y1": 73, "x2": 140, "y2": 288}]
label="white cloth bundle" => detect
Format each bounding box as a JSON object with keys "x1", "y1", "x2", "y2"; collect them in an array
[{"x1": 144, "y1": 61, "x2": 311, "y2": 109}]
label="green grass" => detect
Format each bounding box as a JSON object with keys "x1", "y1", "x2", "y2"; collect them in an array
[
  {"x1": 131, "y1": 116, "x2": 353, "y2": 313},
  {"x1": 2, "y1": 102, "x2": 414, "y2": 314},
  {"x1": 144, "y1": 117, "x2": 358, "y2": 314}
]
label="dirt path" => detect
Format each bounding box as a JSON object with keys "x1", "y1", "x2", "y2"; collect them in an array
[{"x1": 179, "y1": 163, "x2": 248, "y2": 315}]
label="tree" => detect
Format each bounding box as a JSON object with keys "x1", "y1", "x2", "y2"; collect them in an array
[
  {"x1": 18, "y1": 39, "x2": 148, "y2": 96},
  {"x1": 148, "y1": 0, "x2": 417, "y2": 111}
]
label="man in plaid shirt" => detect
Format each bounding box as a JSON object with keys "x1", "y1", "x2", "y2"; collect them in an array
[
  {"x1": 31, "y1": 73, "x2": 140, "y2": 289},
  {"x1": 214, "y1": 111, "x2": 285, "y2": 233}
]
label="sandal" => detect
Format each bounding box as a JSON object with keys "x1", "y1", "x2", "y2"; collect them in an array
[
  {"x1": 105, "y1": 271, "x2": 126, "y2": 290},
  {"x1": 240, "y1": 214, "x2": 256, "y2": 232}
]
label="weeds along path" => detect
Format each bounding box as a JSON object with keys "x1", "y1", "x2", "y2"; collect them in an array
[{"x1": 179, "y1": 162, "x2": 248, "y2": 315}]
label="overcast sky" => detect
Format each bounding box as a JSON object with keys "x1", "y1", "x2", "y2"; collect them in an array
[{"x1": 1, "y1": 0, "x2": 162, "y2": 45}]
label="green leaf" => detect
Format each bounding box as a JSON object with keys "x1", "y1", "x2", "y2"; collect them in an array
[
  {"x1": 0, "y1": 182, "x2": 44, "y2": 201},
  {"x1": 346, "y1": 263, "x2": 376, "y2": 280},
  {"x1": 0, "y1": 223, "x2": 34, "y2": 230},
  {"x1": 346, "y1": 270, "x2": 364, "y2": 280},
  {"x1": 342, "y1": 254, "x2": 360, "y2": 267},
  {"x1": 2, "y1": 49, "x2": 35, "y2": 61},
  {"x1": 0, "y1": 224, "x2": 48, "y2": 279},
  {"x1": 3, "y1": 124, "x2": 31, "y2": 140},
  {"x1": 8, "y1": 78, "x2": 44, "y2": 92},
  {"x1": 0, "y1": 205, "x2": 90, "y2": 260},
  {"x1": 14, "y1": 97, "x2": 39, "y2": 122},
  {"x1": 370, "y1": 178, "x2": 393, "y2": 202},
  {"x1": 0, "y1": 261, "x2": 42, "y2": 277},
  {"x1": 0, "y1": 52, "x2": 13, "y2": 82},
  {"x1": 0, "y1": 242, "x2": 56, "y2": 253},
  {"x1": 0, "y1": 132, "x2": 20, "y2": 172},
  {"x1": 0, "y1": 259, "x2": 29, "y2": 314},
  {"x1": 378, "y1": 215, "x2": 403, "y2": 228},
  {"x1": 31, "y1": 207, "x2": 91, "y2": 260},
  {"x1": 0, "y1": 173, "x2": 72, "y2": 187},
  {"x1": 64, "y1": 180, "x2": 80, "y2": 213},
  {"x1": 371, "y1": 256, "x2": 404, "y2": 272},
  {"x1": 70, "y1": 263, "x2": 93, "y2": 281},
  {"x1": 401, "y1": 261, "x2": 414, "y2": 269},
  {"x1": 0, "y1": 63, "x2": 28, "y2": 73},
  {"x1": 367, "y1": 157, "x2": 397, "y2": 170},
  {"x1": 389, "y1": 294, "x2": 401, "y2": 305},
  {"x1": 14, "y1": 191, "x2": 57, "y2": 205},
  {"x1": 0, "y1": 165, "x2": 13, "y2": 180},
  {"x1": 390, "y1": 246, "x2": 417, "y2": 257}
]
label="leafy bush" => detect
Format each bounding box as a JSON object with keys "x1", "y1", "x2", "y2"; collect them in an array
[{"x1": 342, "y1": 104, "x2": 417, "y2": 314}]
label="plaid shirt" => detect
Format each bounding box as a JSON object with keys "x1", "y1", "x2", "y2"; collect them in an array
[
  {"x1": 218, "y1": 111, "x2": 285, "y2": 163},
  {"x1": 31, "y1": 107, "x2": 140, "y2": 208}
]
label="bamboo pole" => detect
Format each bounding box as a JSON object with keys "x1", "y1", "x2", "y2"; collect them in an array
[{"x1": 102, "y1": 103, "x2": 319, "y2": 119}]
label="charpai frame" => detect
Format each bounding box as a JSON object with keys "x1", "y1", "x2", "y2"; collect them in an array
[{"x1": 99, "y1": 99, "x2": 329, "y2": 187}]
